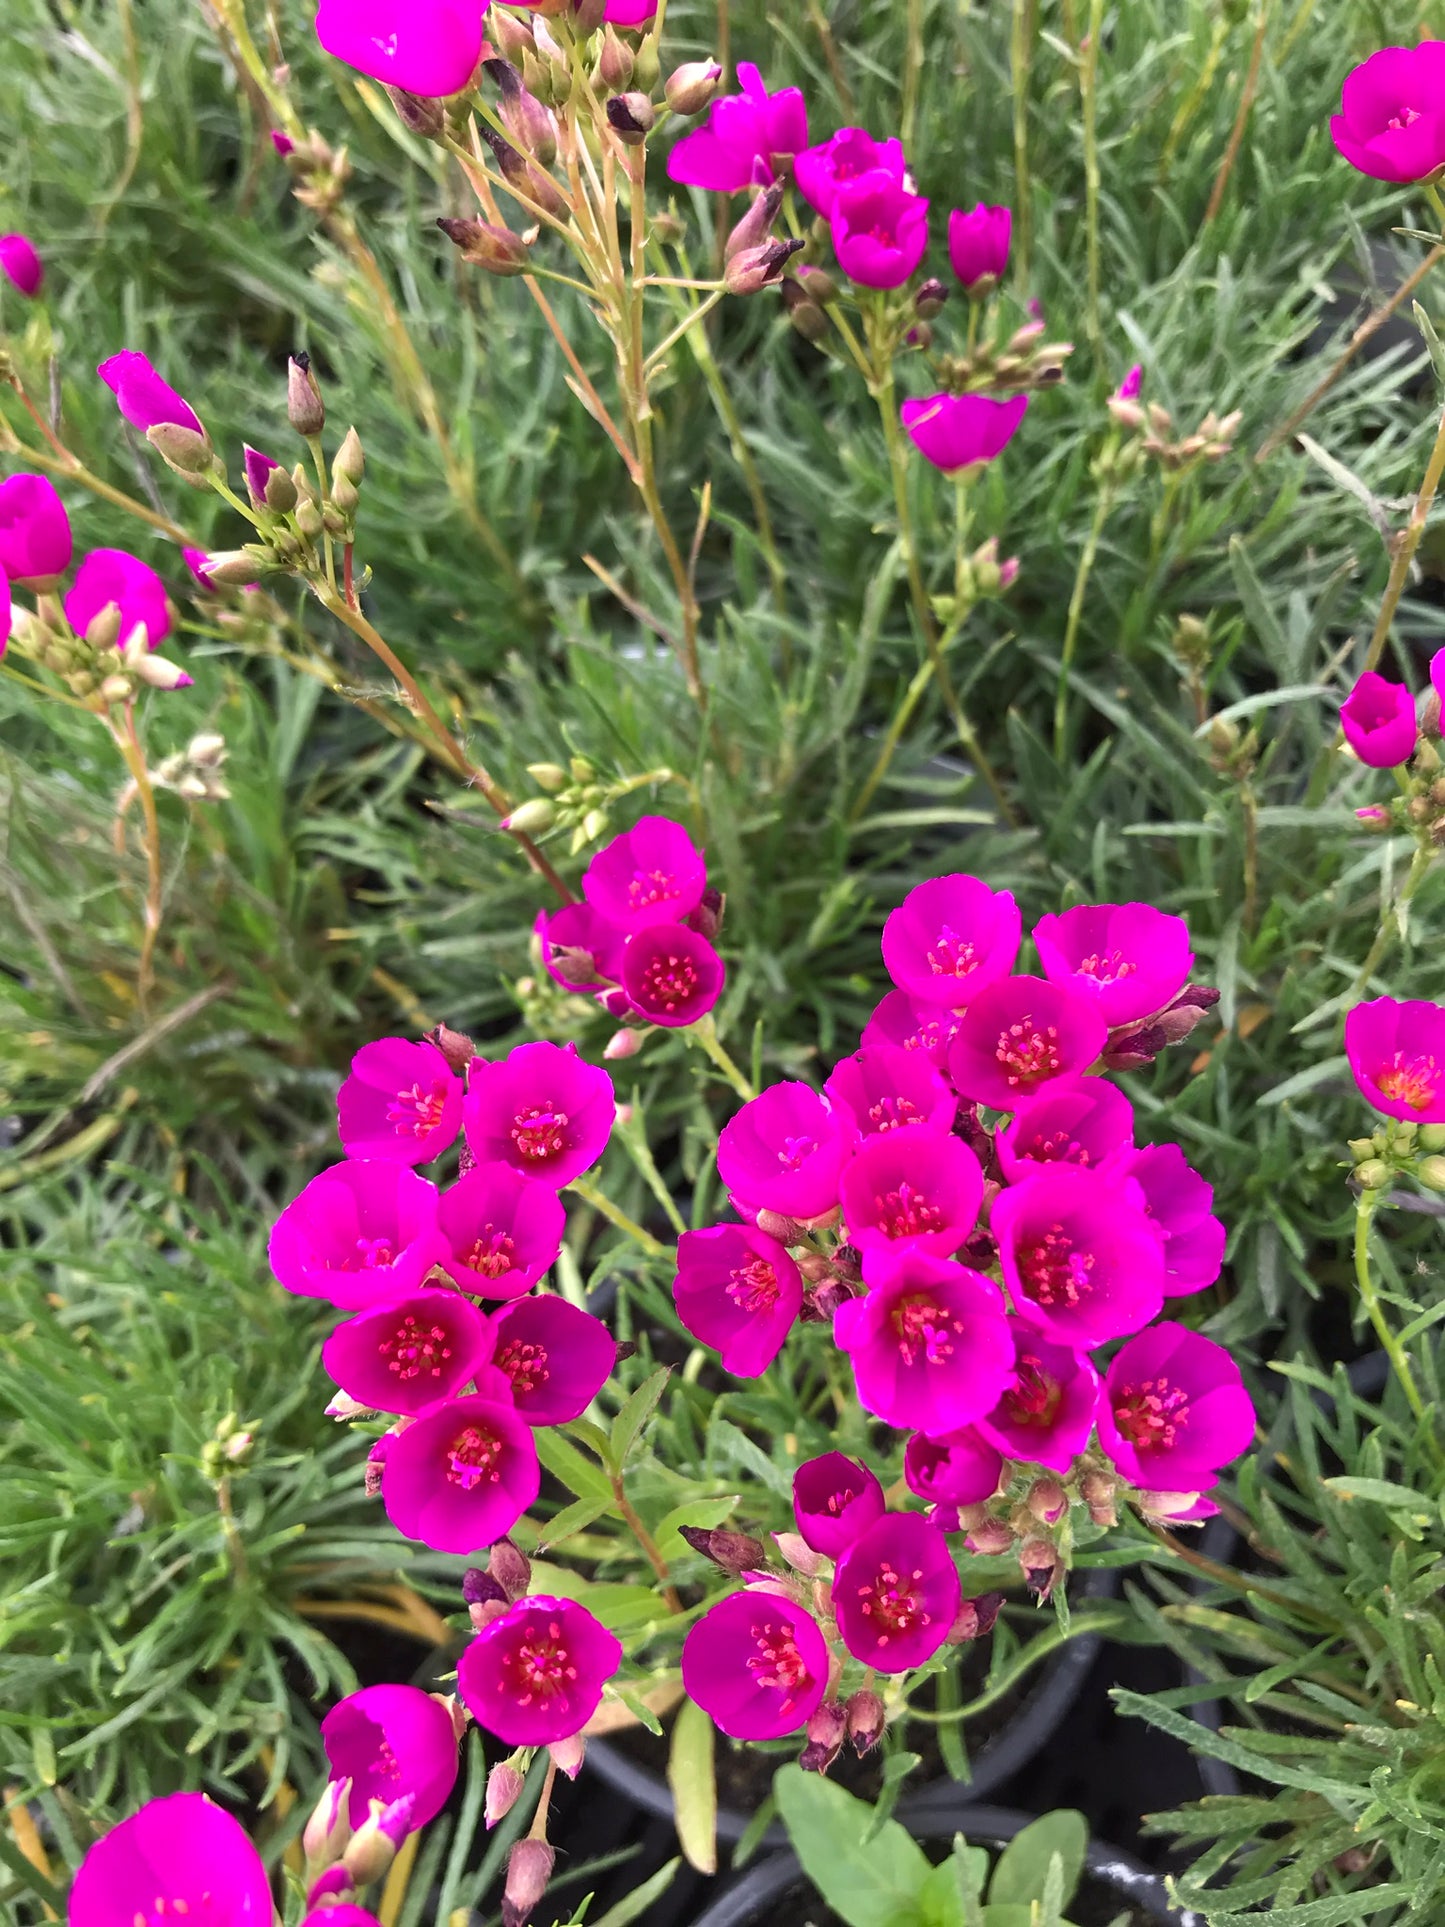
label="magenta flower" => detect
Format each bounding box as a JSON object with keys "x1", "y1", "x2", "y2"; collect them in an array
[
  {"x1": 1120, "y1": 1143, "x2": 1226, "y2": 1297},
  {"x1": 862, "y1": 989, "x2": 967, "y2": 1073},
  {"x1": 900, "y1": 393, "x2": 1029, "y2": 473},
  {"x1": 462, "y1": 1041, "x2": 614, "y2": 1188},
  {"x1": 793, "y1": 1451, "x2": 885, "y2": 1557},
  {"x1": 831, "y1": 175, "x2": 929, "y2": 288},
  {"x1": 903, "y1": 1428, "x2": 1003, "y2": 1506},
  {"x1": 322, "y1": 1288, "x2": 492, "y2": 1415},
  {"x1": 824, "y1": 1041, "x2": 956, "y2": 1142},
  {"x1": 490, "y1": 1294, "x2": 616, "y2": 1423},
  {"x1": 1118, "y1": 364, "x2": 1143, "y2": 401},
  {"x1": 268, "y1": 1160, "x2": 445, "y2": 1310},
  {"x1": 1340, "y1": 670, "x2": 1419, "y2": 768},
  {"x1": 836, "y1": 1248, "x2": 1012, "y2": 1431},
  {"x1": 947, "y1": 203, "x2": 1011, "y2": 289},
  {"x1": 832, "y1": 1512, "x2": 960, "y2": 1672},
  {"x1": 0, "y1": 234, "x2": 42, "y2": 298},
  {"x1": 716, "y1": 1079, "x2": 848, "y2": 1219},
  {"x1": 382, "y1": 1392, "x2": 540, "y2": 1552},
  {"x1": 1431, "y1": 646, "x2": 1445, "y2": 722},
  {"x1": 794, "y1": 128, "x2": 906, "y2": 218},
  {"x1": 881, "y1": 873, "x2": 1022, "y2": 1009},
  {"x1": 435, "y1": 1162, "x2": 565, "y2": 1297},
  {"x1": 458, "y1": 1594, "x2": 622, "y2": 1746},
  {"x1": 605, "y1": 0, "x2": 657, "y2": 19},
  {"x1": 242, "y1": 444, "x2": 282, "y2": 508},
  {"x1": 322, "y1": 1683, "x2": 460, "y2": 1830},
  {"x1": 1033, "y1": 902, "x2": 1194, "y2": 1027},
  {"x1": 947, "y1": 976, "x2": 1108, "y2": 1112},
  {"x1": 974, "y1": 1321, "x2": 1100, "y2": 1474},
  {"x1": 68, "y1": 1793, "x2": 272, "y2": 1927},
  {"x1": 1330, "y1": 42, "x2": 1445, "y2": 183},
  {"x1": 338, "y1": 1036, "x2": 464, "y2": 1165},
  {"x1": 98, "y1": 350, "x2": 204, "y2": 436},
  {"x1": 1097, "y1": 1322, "x2": 1255, "y2": 1491},
  {"x1": 840, "y1": 1128, "x2": 984, "y2": 1260},
  {"x1": 535, "y1": 902, "x2": 626, "y2": 993},
  {"x1": 992, "y1": 1165, "x2": 1164, "y2": 1346},
  {"x1": 0, "y1": 473, "x2": 72, "y2": 587},
  {"x1": 621, "y1": 922, "x2": 725, "y2": 1027},
  {"x1": 303, "y1": 1910, "x2": 382, "y2": 1927},
  {"x1": 64, "y1": 548, "x2": 172, "y2": 649},
  {"x1": 996, "y1": 1075, "x2": 1134, "y2": 1181},
  {"x1": 682, "y1": 1588, "x2": 830, "y2": 1739},
  {"x1": 0, "y1": 571, "x2": 9, "y2": 657},
  {"x1": 667, "y1": 61, "x2": 808, "y2": 192},
  {"x1": 1345, "y1": 995, "x2": 1445, "y2": 1122},
  {"x1": 583, "y1": 815, "x2": 707, "y2": 932},
  {"x1": 315, "y1": 0, "x2": 487, "y2": 96},
  {"x1": 673, "y1": 1222, "x2": 803, "y2": 1375}
]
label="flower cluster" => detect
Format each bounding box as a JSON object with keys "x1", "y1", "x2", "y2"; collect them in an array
[{"x1": 672, "y1": 869, "x2": 1254, "y2": 1715}]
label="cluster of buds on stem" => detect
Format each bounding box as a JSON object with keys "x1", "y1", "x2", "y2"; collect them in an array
[
  {"x1": 149, "y1": 731, "x2": 231, "y2": 803},
  {"x1": 9, "y1": 596, "x2": 189, "y2": 708},
  {"x1": 1347, "y1": 1118, "x2": 1445, "y2": 1198},
  {"x1": 504, "y1": 757, "x2": 680, "y2": 853},
  {"x1": 928, "y1": 321, "x2": 1074, "y2": 399},
  {"x1": 270, "y1": 125, "x2": 353, "y2": 217},
  {"x1": 1118, "y1": 399, "x2": 1242, "y2": 473}
]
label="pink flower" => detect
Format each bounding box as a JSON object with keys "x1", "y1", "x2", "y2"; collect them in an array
[
  {"x1": 490, "y1": 1294, "x2": 617, "y2": 1423},
  {"x1": 1330, "y1": 42, "x2": 1445, "y2": 184},
  {"x1": 605, "y1": 0, "x2": 657, "y2": 20},
  {"x1": 322, "y1": 1288, "x2": 492, "y2": 1415},
  {"x1": 881, "y1": 872, "x2": 1022, "y2": 1008},
  {"x1": 947, "y1": 976, "x2": 1108, "y2": 1112},
  {"x1": 794, "y1": 128, "x2": 906, "y2": 218},
  {"x1": 0, "y1": 473, "x2": 71, "y2": 587},
  {"x1": 673, "y1": 1222, "x2": 803, "y2": 1375},
  {"x1": 0, "y1": 233, "x2": 43, "y2": 298},
  {"x1": 1431, "y1": 646, "x2": 1445, "y2": 722},
  {"x1": 243, "y1": 444, "x2": 282, "y2": 508},
  {"x1": 991, "y1": 1164, "x2": 1164, "y2": 1346},
  {"x1": 947, "y1": 203, "x2": 1011, "y2": 289},
  {"x1": 1117, "y1": 364, "x2": 1143, "y2": 401},
  {"x1": 435, "y1": 1162, "x2": 565, "y2": 1297},
  {"x1": 824, "y1": 1042, "x2": 957, "y2": 1142},
  {"x1": 458, "y1": 1595, "x2": 622, "y2": 1746},
  {"x1": 338, "y1": 1036, "x2": 464, "y2": 1165},
  {"x1": 973, "y1": 1320, "x2": 1100, "y2": 1473},
  {"x1": 1345, "y1": 995, "x2": 1445, "y2": 1122},
  {"x1": 836, "y1": 1248, "x2": 1011, "y2": 1431},
  {"x1": 995, "y1": 1075, "x2": 1134, "y2": 1181},
  {"x1": 1033, "y1": 902, "x2": 1194, "y2": 1027},
  {"x1": 462, "y1": 1040, "x2": 614, "y2": 1188},
  {"x1": 832, "y1": 1512, "x2": 960, "y2": 1672},
  {"x1": 620, "y1": 922, "x2": 725, "y2": 1027},
  {"x1": 903, "y1": 1428, "x2": 1003, "y2": 1506},
  {"x1": 68, "y1": 1793, "x2": 272, "y2": 1927},
  {"x1": 303, "y1": 1910, "x2": 382, "y2": 1927},
  {"x1": 792, "y1": 1451, "x2": 885, "y2": 1557},
  {"x1": 64, "y1": 548, "x2": 172, "y2": 649},
  {"x1": 583, "y1": 815, "x2": 707, "y2": 932},
  {"x1": 839, "y1": 1126, "x2": 984, "y2": 1259},
  {"x1": 382, "y1": 1392, "x2": 540, "y2": 1551},
  {"x1": 535, "y1": 902, "x2": 626, "y2": 992},
  {"x1": 322, "y1": 1683, "x2": 460, "y2": 1830},
  {"x1": 97, "y1": 351, "x2": 204, "y2": 436},
  {"x1": 315, "y1": 0, "x2": 488, "y2": 97},
  {"x1": 831, "y1": 175, "x2": 929, "y2": 288},
  {"x1": 1340, "y1": 670, "x2": 1419, "y2": 768},
  {"x1": 681, "y1": 1588, "x2": 830, "y2": 1738},
  {"x1": 716, "y1": 1079, "x2": 848, "y2": 1219},
  {"x1": 862, "y1": 989, "x2": 966, "y2": 1072},
  {"x1": 268, "y1": 1160, "x2": 446, "y2": 1309},
  {"x1": 1119, "y1": 1143, "x2": 1226, "y2": 1296},
  {"x1": 900, "y1": 393, "x2": 1029, "y2": 473},
  {"x1": 0, "y1": 570, "x2": 8, "y2": 658},
  {"x1": 1097, "y1": 1323, "x2": 1255, "y2": 1492},
  {"x1": 666, "y1": 62, "x2": 808, "y2": 193}
]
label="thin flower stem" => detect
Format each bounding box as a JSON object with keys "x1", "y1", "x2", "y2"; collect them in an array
[
  {"x1": 689, "y1": 1016, "x2": 755, "y2": 1101},
  {"x1": 208, "y1": 473, "x2": 263, "y2": 530},
  {"x1": 567, "y1": 1176, "x2": 667, "y2": 1256},
  {"x1": 528, "y1": 1757, "x2": 560, "y2": 1842},
  {"x1": 109, "y1": 707, "x2": 164, "y2": 1011},
  {"x1": 0, "y1": 400, "x2": 190, "y2": 544},
  {"x1": 1347, "y1": 839, "x2": 1434, "y2": 1001},
  {"x1": 1054, "y1": 470, "x2": 1116, "y2": 758},
  {"x1": 1203, "y1": 0, "x2": 1272, "y2": 229},
  {"x1": 901, "y1": 0, "x2": 924, "y2": 150},
  {"x1": 1009, "y1": 0, "x2": 1036, "y2": 289},
  {"x1": 306, "y1": 434, "x2": 337, "y2": 593},
  {"x1": 850, "y1": 658, "x2": 936, "y2": 825},
  {"x1": 643, "y1": 289, "x2": 727, "y2": 376},
  {"x1": 610, "y1": 1476, "x2": 683, "y2": 1614},
  {"x1": 1363, "y1": 393, "x2": 1445, "y2": 674},
  {"x1": 1353, "y1": 1192, "x2": 1430, "y2": 1431},
  {"x1": 1079, "y1": 0, "x2": 1105, "y2": 366},
  {"x1": 1240, "y1": 778, "x2": 1260, "y2": 935}
]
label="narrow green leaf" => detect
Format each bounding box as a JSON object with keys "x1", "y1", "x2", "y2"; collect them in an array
[
  {"x1": 588, "y1": 1857, "x2": 682, "y2": 1927},
  {"x1": 610, "y1": 1366, "x2": 672, "y2": 1468},
  {"x1": 535, "y1": 1427, "x2": 613, "y2": 1503},
  {"x1": 667, "y1": 1695, "x2": 718, "y2": 1875}
]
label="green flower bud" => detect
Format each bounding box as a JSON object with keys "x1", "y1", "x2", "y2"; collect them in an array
[
  {"x1": 526, "y1": 762, "x2": 569, "y2": 792},
  {"x1": 503, "y1": 797, "x2": 557, "y2": 835},
  {"x1": 1416, "y1": 1155, "x2": 1445, "y2": 1193},
  {"x1": 1354, "y1": 1159, "x2": 1392, "y2": 1191}
]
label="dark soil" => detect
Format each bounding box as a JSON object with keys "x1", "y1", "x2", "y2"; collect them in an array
[{"x1": 751, "y1": 1876, "x2": 1148, "y2": 1927}]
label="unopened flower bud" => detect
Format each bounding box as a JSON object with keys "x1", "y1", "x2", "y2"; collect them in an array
[
  {"x1": 303, "y1": 1777, "x2": 352, "y2": 1874},
  {"x1": 494, "y1": 10, "x2": 536, "y2": 61},
  {"x1": 487, "y1": 58, "x2": 559, "y2": 165},
  {"x1": 1080, "y1": 1469, "x2": 1116, "y2": 1528},
  {"x1": 1135, "y1": 1489, "x2": 1206, "y2": 1523},
  {"x1": 772, "y1": 1530, "x2": 823, "y2": 1576},
  {"x1": 679, "y1": 1525, "x2": 768, "y2": 1574},
  {"x1": 485, "y1": 129, "x2": 572, "y2": 222},
  {"x1": 502, "y1": 797, "x2": 557, "y2": 835},
  {"x1": 342, "y1": 1793, "x2": 414, "y2": 1887},
  {"x1": 1026, "y1": 1476, "x2": 1068, "y2": 1525},
  {"x1": 795, "y1": 264, "x2": 838, "y2": 305},
  {"x1": 489, "y1": 1538, "x2": 532, "y2": 1600},
  {"x1": 725, "y1": 181, "x2": 783, "y2": 260},
  {"x1": 287, "y1": 352, "x2": 326, "y2": 436},
  {"x1": 132, "y1": 653, "x2": 193, "y2": 691},
  {"x1": 99, "y1": 672, "x2": 133, "y2": 705},
  {"x1": 526, "y1": 761, "x2": 569, "y2": 791},
  {"x1": 548, "y1": 1731, "x2": 586, "y2": 1779},
  {"x1": 947, "y1": 1590, "x2": 1003, "y2": 1643},
  {"x1": 307, "y1": 1865, "x2": 358, "y2": 1906},
  {"x1": 331, "y1": 475, "x2": 360, "y2": 516},
  {"x1": 295, "y1": 498, "x2": 324, "y2": 539},
  {"x1": 325, "y1": 1390, "x2": 373, "y2": 1420},
  {"x1": 915, "y1": 275, "x2": 949, "y2": 319},
  {"x1": 631, "y1": 32, "x2": 659, "y2": 90},
  {"x1": 204, "y1": 549, "x2": 268, "y2": 587},
  {"x1": 753, "y1": 1208, "x2": 807, "y2": 1246},
  {"x1": 964, "y1": 1517, "x2": 1015, "y2": 1556},
  {"x1": 145, "y1": 422, "x2": 215, "y2": 479},
  {"x1": 780, "y1": 278, "x2": 828, "y2": 341},
  {"x1": 331, "y1": 425, "x2": 365, "y2": 488},
  {"x1": 1418, "y1": 1156, "x2": 1445, "y2": 1192},
  {"x1": 606, "y1": 92, "x2": 655, "y2": 145},
  {"x1": 665, "y1": 58, "x2": 722, "y2": 115},
  {"x1": 844, "y1": 1689, "x2": 885, "y2": 1755},
  {"x1": 364, "y1": 1435, "x2": 390, "y2": 1497},
  {"x1": 597, "y1": 25, "x2": 633, "y2": 89},
  {"x1": 726, "y1": 238, "x2": 803, "y2": 294},
  {"x1": 799, "y1": 1700, "x2": 846, "y2": 1774},
  {"x1": 385, "y1": 85, "x2": 446, "y2": 137},
  {"x1": 579, "y1": 806, "x2": 608, "y2": 841},
  {"x1": 503, "y1": 1838, "x2": 556, "y2": 1927},
  {"x1": 1354, "y1": 1158, "x2": 1392, "y2": 1190},
  {"x1": 604, "y1": 1027, "x2": 645, "y2": 1059},
  {"x1": 437, "y1": 214, "x2": 532, "y2": 277},
  {"x1": 486, "y1": 1762, "x2": 526, "y2": 1828},
  {"x1": 1419, "y1": 1124, "x2": 1445, "y2": 1154},
  {"x1": 1018, "y1": 1536, "x2": 1063, "y2": 1601},
  {"x1": 463, "y1": 1565, "x2": 508, "y2": 1607}
]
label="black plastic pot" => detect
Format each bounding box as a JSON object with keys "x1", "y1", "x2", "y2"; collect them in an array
[
  {"x1": 684, "y1": 1803, "x2": 1200, "y2": 1927},
  {"x1": 587, "y1": 1566, "x2": 1119, "y2": 1848}
]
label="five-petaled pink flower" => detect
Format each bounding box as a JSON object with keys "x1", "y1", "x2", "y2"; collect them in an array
[
  {"x1": 64, "y1": 548, "x2": 173, "y2": 650},
  {"x1": 321, "y1": 1682, "x2": 461, "y2": 1830},
  {"x1": 1330, "y1": 42, "x2": 1445, "y2": 184},
  {"x1": 268, "y1": 1160, "x2": 445, "y2": 1309},
  {"x1": 991, "y1": 1163, "x2": 1164, "y2": 1346},
  {"x1": 673, "y1": 1221, "x2": 804, "y2": 1375},
  {"x1": 460, "y1": 1594, "x2": 622, "y2": 1746},
  {"x1": 839, "y1": 1127, "x2": 984, "y2": 1259},
  {"x1": 489, "y1": 1294, "x2": 617, "y2": 1424},
  {"x1": 716, "y1": 1079, "x2": 848, "y2": 1220},
  {"x1": 68, "y1": 1793, "x2": 273, "y2": 1927},
  {"x1": 1033, "y1": 902, "x2": 1193, "y2": 1028},
  {"x1": 462, "y1": 1040, "x2": 614, "y2": 1188},
  {"x1": 667, "y1": 62, "x2": 808, "y2": 193},
  {"x1": 0, "y1": 473, "x2": 72, "y2": 587},
  {"x1": 382, "y1": 1391, "x2": 540, "y2": 1552},
  {"x1": 323, "y1": 1288, "x2": 492, "y2": 1416},
  {"x1": 681, "y1": 1587, "x2": 830, "y2": 1739},
  {"x1": 337, "y1": 1036, "x2": 464, "y2": 1165},
  {"x1": 881, "y1": 873, "x2": 1022, "y2": 1008},
  {"x1": 947, "y1": 975, "x2": 1108, "y2": 1112},
  {"x1": 1340, "y1": 670, "x2": 1419, "y2": 769},
  {"x1": 831, "y1": 175, "x2": 930, "y2": 289},
  {"x1": 315, "y1": 0, "x2": 488, "y2": 97},
  {"x1": 1345, "y1": 995, "x2": 1445, "y2": 1123},
  {"x1": 900, "y1": 393, "x2": 1029, "y2": 474},
  {"x1": 832, "y1": 1512, "x2": 960, "y2": 1672},
  {"x1": 836, "y1": 1247, "x2": 1012, "y2": 1432},
  {"x1": 1097, "y1": 1322, "x2": 1255, "y2": 1492},
  {"x1": 794, "y1": 128, "x2": 906, "y2": 218}
]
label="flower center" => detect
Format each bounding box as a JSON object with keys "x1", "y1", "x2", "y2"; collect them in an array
[
  {"x1": 1018, "y1": 1127, "x2": 1089, "y2": 1165},
  {"x1": 1388, "y1": 106, "x2": 1422, "y2": 130},
  {"x1": 925, "y1": 922, "x2": 979, "y2": 980},
  {"x1": 465, "y1": 1224, "x2": 518, "y2": 1278},
  {"x1": 446, "y1": 1423, "x2": 503, "y2": 1490},
  {"x1": 505, "y1": 1621, "x2": 577, "y2": 1704},
  {"x1": 137, "y1": 1904, "x2": 214, "y2": 1924},
  {"x1": 867, "y1": 218, "x2": 900, "y2": 246},
  {"x1": 1002, "y1": 1352, "x2": 1063, "y2": 1427},
  {"x1": 726, "y1": 1256, "x2": 780, "y2": 1312},
  {"x1": 1113, "y1": 1375, "x2": 1190, "y2": 1449},
  {"x1": 638, "y1": 949, "x2": 699, "y2": 1014},
  {"x1": 1076, "y1": 949, "x2": 1135, "y2": 986},
  {"x1": 350, "y1": 1236, "x2": 396, "y2": 1270},
  {"x1": 777, "y1": 1132, "x2": 819, "y2": 1171},
  {"x1": 1018, "y1": 1223, "x2": 1095, "y2": 1309},
  {"x1": 511, "y1": 1105, "x2": 569, "y2": 1160},
  {"x1": 993, "y1": 1016, "x2": 1063, "y2": 1089},
  {"x1": 373, "y1": 1736, "x2": 402, "y2": 1781},
  {"x1": 747, "y1": 1619, "x2": 810, "y2": 1702},
  {"x1": 825, "y1": 1484, "x2": 860, "y2": 1515},
  {"x1": 1376, "y1": 1052, "x2": 1440, "y2": 1112},
  {"x1": 890, "y1": 1291, "x2": 964, "y2": 1366},
  {"x1": 496, "y1": 1338, "x2": 550, "y2": 1396},
  {"x1": 870, "y1": 1179, "x2": 946, "y2": 1240},
  {"x1": 626, "y1": 866, "x2": 679, "y2": 910},
  {"x1": 866, "y1": 1093, "x2": 922, "y2": 1131},
  {"x1": 378, "y1": 1313, "x2": 454, "y2": 1383},
  {"x1": 385, "y1": 1080, "x2": 449, "y2": 1138},
  {"x1": 854, "y1": 1559, "x2": 930, "y2": 1645}
]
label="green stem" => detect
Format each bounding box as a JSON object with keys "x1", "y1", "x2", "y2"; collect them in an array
[
  {"x1": 1053, "y1": 473, "x2": 1116, "y2": 758},
  {"x1": 689, "y1": 1015, "x2": 755, "y2": 1101},
  {"x1": 1009, "y1": 0, "x2": 1036, "y2": 288},
  {"x1": 110, "y1": 706, "x2": 164, "y2": 1014},
  {"x1": 610, "y1": 1473, "x2": 683, "y2": 1612},
  {"x1": 1363, "y1": 392, "x2": 1445, "y2": 674},
  {"x1": 567, "y1": 1175, "x2": 667, "y2": 1255},
  {"x1": 306, "y1": 434, "x2": 337, "y2": 594},
  {"x1": 1079, "y1": 0, "x2": 1105, "y2": 365},
  {"x1": 850, "y1": 659, "x2": 936, "y2": 825},
  {"x1": 1347, "y1": 839, "x2": 1434, "y2": 1001},
  {"x1": 901, "y1": 0, "x2": 924, "y2": 149},
  {"x1": 1354, "y1": 1191, "x2": 1428, "y2": 1429}
]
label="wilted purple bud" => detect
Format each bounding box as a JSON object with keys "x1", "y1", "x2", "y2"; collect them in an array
[
  {"x1": 486, "y1": 59, "x2": 558, "y2": 164},
  {"x1": 915, "y1": 275, "x2": 949, "y2": 319},
  {"x1": 437, "y1": 215, "x2": 531, "y2": 276},
  {"x1": 606, "y1": 93, "x2": 655, "y2": 145},
  {"x1": 287, "y1": 353, "x2": 325, "y2": 436},
  {"x1": 1018, "y1": 1536, "x2": 1064, "y2": 1601},
  {"x1": 799, "y1": 1699, "x2": 847, "y2": 1773},
  {"x1": 679, "y1": 1525, "x2": 769, "y2": 1574},
  {"x1": 489, "y1": 1538, "x2": 532, "y2": 1601},
  {"x1": 844, "y1": 1688, "x2": 886, "y2": 1755},
  {"x1": 725, "y1": 239, "x2": 804, "y2": 294},
  {"x1": 947, "y1": 1590, "x2": 1005, "y2": 1643},
  {"x1": 385, "y1": 85, "x2": 446, "y2": 137},
  {"x1": 486, "y1": 1762, "x2": 526, "y2": 1829},
  {"x1": 724, "y1": 181, "x2": 783, "y2": 260},
  {"x1": 503, "y1": 1839, "x2": 556, "y2": 1927}
]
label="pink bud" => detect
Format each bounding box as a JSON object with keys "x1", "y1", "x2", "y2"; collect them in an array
[
  {"x1": 772, "y1": 1529, "x2": 824, "y2": 1576},
  {"x1": 548, "y1": 1731, "x2": 586, "y2": 1779},
  {"x1": 964, "y1": 1517, "x2": 1015, "y2": 1556},
  {"x1": 503, "y1": 1838, "x2": 556, "y2": 1927},
  {"x1": 489, "y1": 1538, "x2": 532, "y2": 1601},
  {"x1": 1026, "y1": 1476, "x2": 1068, "y2": 1525},
  {"x1": 844, "y1": 1688, "x2": 886, "y2": 1755},
  {"x1": 604, "y1": 1026, "x2": 645, "y2": 1059},
  {"x1": 798, "y1": 1699, "x2": 847, "y2": 1773},
  {"x1": 486, "y1": 1762, "x2": 526, "y2": 1828}
]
